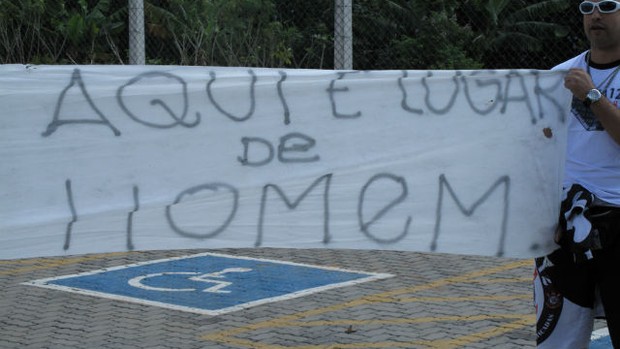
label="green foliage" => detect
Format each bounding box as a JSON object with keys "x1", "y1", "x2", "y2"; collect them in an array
[
  {"x1": 354, "y1": 1, "x2": 483, "y2": 69},
  {"x1": 274, "y1": 0, "x2": 333, "y2": 68},
  {"x1": 460, "y1": 0, "x2": 572, "y2": 68},
  {"x1": 0, "y1": 0, "x2": 63, "y2": 63},
  {"x1": 0, "y1": 0, "x2": 126, "y2": 64},
  {"x1": 0, "y1": 0, "x2": 584, "y2": 69},
  {"x1": 144, "y1": 0, "x2": 308, "y2": 67}
]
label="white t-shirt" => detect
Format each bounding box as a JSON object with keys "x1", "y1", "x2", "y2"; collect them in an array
[{"x1": 553, "y1": 51, "x2": 620, "y2": 206}]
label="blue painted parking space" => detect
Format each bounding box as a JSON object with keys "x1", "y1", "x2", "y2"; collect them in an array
[
  {"x1": 590, "y1": 328, "x2": 612, "y2": 349},
  {"x1": 26, "y1": 252, "x2": 392, "y2": 315},
  {"x1": 590, "y1": 337, "x2": 612, "y2": 349}
]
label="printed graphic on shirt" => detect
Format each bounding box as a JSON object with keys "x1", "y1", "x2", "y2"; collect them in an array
[
  {"x1": 571, "y1": 96, "x2": 604, "y2": 131},
  {"x1": 534, "y1": 256, "x2": 564, "y2": 345}
]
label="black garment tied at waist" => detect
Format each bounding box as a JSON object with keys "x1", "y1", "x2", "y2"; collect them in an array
[{"x1": 558, "y1": 184, "x2": 620, "y2": 261}]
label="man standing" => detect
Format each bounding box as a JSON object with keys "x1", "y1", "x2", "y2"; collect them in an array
[{"x1": 534, "y1": 0, "x2": 620, "y2": 348}]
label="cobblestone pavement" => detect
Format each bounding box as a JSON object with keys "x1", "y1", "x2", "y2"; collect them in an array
[{"x1": 0, "y1": 248, "x2": 550, "y2": 348}]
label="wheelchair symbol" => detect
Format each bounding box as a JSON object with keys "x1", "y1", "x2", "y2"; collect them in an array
[{"x1": 128, "y1": 267, "x2": 252, "y2": 293}]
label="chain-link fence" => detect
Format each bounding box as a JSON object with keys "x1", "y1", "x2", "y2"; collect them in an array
[{"x1": 1, "y1": 0, "x2": 587, "y2": 70}]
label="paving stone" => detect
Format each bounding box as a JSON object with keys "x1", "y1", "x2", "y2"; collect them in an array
[{"x1": 0, "y1": 248, "x2": 542, "y2": 348}]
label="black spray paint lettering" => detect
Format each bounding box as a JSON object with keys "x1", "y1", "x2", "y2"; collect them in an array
[
  {"x1": 532, "y1": 70, "x2": 567, "y2": 123},
  {"x1": 277, "y1": 71, "x2": 291, "y2": 125},
  {"x1": 500, "y1": 71, "x2": 536, "y2": 124},
  {"x1": 126, "y1": 186, "x2": 139, "y2": 250},
  {"x1": 42, "y1": 69, "x2": 121, "y2": 137},
  {"x1": 63, "y1": 179, "x2": 137, "y2": 251},
  {"x1": 278, "y1": 132, "x2": 320, "y2": 163},
  {"x1": 206, "y1": 69, "x2": 291, "y2": 124},
  {"x1": 206, "y1": 70, "x2": 256, "y2": 122},
  {"x1": 423, "y1": 71, "x2": 461, "y2": 115},
  {"x1": 63, "y1": 173, "x2": 513, "y2": 257},
  {"x1": 117, "y1": 71, "x2": 200, "y2": 128},
  {"x1": 166, "y1": 183, "x2": 239, "y2": 239},
  {"x1": 44, "y1": 69, "x2": 203, "y2": 136},
  {"x1": 398, "y1": 69, "x2": 565, "y2": 124},
  {"x1": 237, "y1": 132, "x2": 320, "y2": 167},
  {"x1": 237, "y1": 137, "x2": 274, "y2": 167},
  {"x1": 326, "y1": 71, "x2": 363, "y2": 119},
  {"x1": 400, "y1": 69, "x2": 502, "y2": 116},
  {"x1": 358, "y1": 173, "x2": 412, "y2": 244},
  {"x1": 256, "y1": 173, "x2": 332, "y2": 247},
  {"x1": 398, "y1": 70, "x2": 422, "y2": 115},
  {"x1": 460, "y1": 70, "x2": 502, "y2": 115},
  {"x1": 63, "y1": 179, "x2": 78, "y2": 250},
  {"x1": 431, "y1": 174, "x2": 510, "y2": 257},
  {"x1": 42, "y1": 68, "x2": 566, "y2": 136}
]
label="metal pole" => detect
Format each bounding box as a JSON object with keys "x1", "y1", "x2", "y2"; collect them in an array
[
  {"x1": 334, "y1": 0, "x2": 353, "y2": 70},
  {"x1": 128, "y1": 0, "x2": 145, "y2": 65}
]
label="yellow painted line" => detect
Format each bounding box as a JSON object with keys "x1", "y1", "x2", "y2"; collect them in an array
[
  {"x1": 0, "y1": 252, "x2": 128, "y2": 276},
  {"x1": 395, "y1": 293, "x2": 531, "y2": 303},
  {"x1": 289, "y1": 313, "x2": 530, "y2": 328},
  {"x1": 342, "y1": 259, "x2": 532, "y2": 302},
  {"x1": 297, "y1": 318, "x2": 533, "y2": 349},
  {"x1": 0, "y1": 259, "x2": 42, "y2": 265},
  {"x1": 210, "y1": 314, "x2": 535, "y2": 349},
  {"x1": 2, "y1": 252, "x2": 534, "y2": 348},
  {"x1": 422, "y1": 315, "x2": 534, "y2": 349},
  {"x1": 200, "y1": 259, "x2": 533, "y2": 348},
  {"x1": 469, "y1": 277, "x2": 532, "y2": 284}
]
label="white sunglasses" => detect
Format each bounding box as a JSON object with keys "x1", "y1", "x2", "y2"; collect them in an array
[{"x1": 580, "y1": 0, "x2": 620, "y2": 14}]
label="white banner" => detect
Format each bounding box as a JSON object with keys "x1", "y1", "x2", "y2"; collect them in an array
[{"x1": 0, "y1": 65, "x2": 570, "y2": 260}]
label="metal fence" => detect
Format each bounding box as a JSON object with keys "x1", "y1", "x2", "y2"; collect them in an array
[{"x1": 1, "y1": 0, "x2": 587, "y2": 70}]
